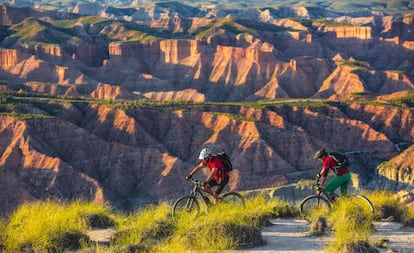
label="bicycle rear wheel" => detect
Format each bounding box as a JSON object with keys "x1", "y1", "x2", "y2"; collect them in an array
[
  {"x1": 300, "y1": 195, "x2": 331, "y2": 221},
  {"x1": 220, "y1": 192, "x2": 245, "y2": 207},
  {"x1": 172, "y1": 196, "x2": 200, "y2": 219}
]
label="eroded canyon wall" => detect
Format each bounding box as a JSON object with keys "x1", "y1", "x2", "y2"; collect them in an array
[{"x1": 0, "y1": 100, "x2": 412, "y2": 215}]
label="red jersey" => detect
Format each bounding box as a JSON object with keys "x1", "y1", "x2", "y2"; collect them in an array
[
  {"x1": 201, "y1": 156, "x2": 229, "y2": 181},
  {"x1": 321, "y1": 156, "x2": 349, "y2": 176}
]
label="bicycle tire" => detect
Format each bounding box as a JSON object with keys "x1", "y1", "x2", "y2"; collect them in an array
[
  {"x1": 172, "y1": 195, "x2": 200, "y2": 219},
  {"x1": 300, "y1": 195, "x2": 331, "y2": 221},
  {"x1": 220, "y1": 192, "x2": 245, "y2": 207},
  {"x1": 349, "y1": 194, "x2": 375, "y2": 218}
]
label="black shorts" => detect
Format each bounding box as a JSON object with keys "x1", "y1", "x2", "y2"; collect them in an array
[{"x1": 206, "y1": 177, "x2": 229, "y2": 195}]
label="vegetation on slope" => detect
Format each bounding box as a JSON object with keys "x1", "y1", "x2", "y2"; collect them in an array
[
  {"x1": 385, "y1": 92, "x2": 414, "y2": 107},
  {"x1": 1, "y1": 91, "x2": 413, "y2": 123}
]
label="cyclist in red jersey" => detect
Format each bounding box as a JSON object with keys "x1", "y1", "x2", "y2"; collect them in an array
[
  {"x1": 186, "y1": 148, "x2": 230, "y2": 204},
  {"x1": 314, "y1": 148, "x2": 351, "y2": 199}
]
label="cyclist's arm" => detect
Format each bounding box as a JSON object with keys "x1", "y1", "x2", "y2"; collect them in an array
[
  {"x1": 205, "y1": 167, "x2": 218, "y2": 183},
  {"x1": 188, "y1": 162, "x2": 205, "y2": 177},
  {"x1": 319, "y1": 159, "x2": 330, "y2": 187},
  {"x1": 319, "y1": 175, "x2": 327, "y2": 188}
]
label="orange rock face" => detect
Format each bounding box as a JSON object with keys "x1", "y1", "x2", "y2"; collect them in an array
[
  {"x1": 0, "y1": 100, "x2": 412, "y2": 215},
  {"x1": 0, "y1": 49, "x2": 29, "y2": 70},
  {"x1": 319, "y1": 26, "x2": 372, "y2": 39},
  {"x1": 0, "y1": 5, "x2": 412, "y2": 101}
]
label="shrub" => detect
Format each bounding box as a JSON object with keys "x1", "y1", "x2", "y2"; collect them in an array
[
  {"x1": 309, "y1": 216, "x2": 328, "y2": 236},
  {"x1": 183, "y1": 222, "x2": 264, "y2": 250},
  {"x1": 154, "y1": 194, "x2": 293, "y2": 252},
  {"x1": 0, "y1": 218, "x2": 5, "y2": 251},
  {"x1": 338, "y1": 240, "x2": 380, "y2": 253},
  {"x1": 325, "y1": 197, "x2": 374, "y2": 252},
  {"x1": 110, "y1": 203, "x2": 172, "y2": 250},
  {"x1": 49, "y1": 231, "x2": 90, "y2": 252},
  {"x1": 403, "y1": 204, "x2": 414, "y2": 226},
  {"x1": 86, "y1": 213, "x2": 115, "y2": 228},
  {"x1": 365, "y1": 190, "x2": 406, "y2": 221},
  {"x1": 3, "y1": 199, "x2": 113, "y2": 252},
  {"x1": 244, "y1": 195, "x2": 296, "y2": 220}
]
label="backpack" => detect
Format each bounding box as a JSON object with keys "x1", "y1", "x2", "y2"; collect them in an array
[
  {"x1": 214, "y1": 152, "x2": 233, "y2": 173},
  {"x1": 328, "y1": 152, "x2": 350, "y2": 169}
]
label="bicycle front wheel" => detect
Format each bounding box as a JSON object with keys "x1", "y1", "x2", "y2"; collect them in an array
[
  {"x1": 300, "y1": 195, "x2": 331, "y2": 221},
  {"x1": 172, "y1": 196, "x2": 200, "y2": 219},
  {"x1": 349, "y1": 194, "x2": 375, "y2": 219},
  {"x1": 220, "y1": 192, "x2": 245, "y2": 207}
]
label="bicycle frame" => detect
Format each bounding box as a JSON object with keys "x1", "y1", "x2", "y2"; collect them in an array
[
  {"x1": 172, "y1": 178, "x2": 245, "y2": 219},
  {"x1": 314, "y1": 177, "x2": 336, "y2": 203},
  {"x1": 187, "y1": 178, "x2": 212, "y2": 206},
  {"x1": 300, "y1": 176, "x2": 375, "y2": 221}
]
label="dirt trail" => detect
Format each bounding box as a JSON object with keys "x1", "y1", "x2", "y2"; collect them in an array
[
  {"x1": 87, "y1": 218, "x2": 414, "y2": 253},
  {"x1": 233, "y1": 218, "x2": 414, "y2": 253}
]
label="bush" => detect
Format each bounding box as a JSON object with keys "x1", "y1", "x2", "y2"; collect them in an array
[
  {"x1": 309, "y1": 216, "x2": 328, "y2": 236},
  {"x1": 3, "y1": 199, "x2": 113, "y2": 252},
  {"x1": 0, "y1": 219, "x2": 5, "y2": 251},
  {"x1": 242, "y1": 195, "x2": 296, "y2": 224},
  {"x1": 365, "y1": 190, "x2": 407, "y2": 221},
  {"x1": 338, "y1": 240, "x2": 380, "y2": 253},
  {"x1": 49, "y1": 232, "x2": 90, "y2": 252},
  {"x1": 404, "y1": 204, "x2": 414, "y2": 226},
  {"x1": 325, "y1": 197, "x2": 374, "y2": 252},
  {"x1": 110, "y1": 203, "x2": 172, "y2": 250},
  {"x1": 85, "y1": 213, "x2": 115, "y2": 228},
  {"x1": 153, "y1": 194, "x2": 293, "y2": 252},
  {"x1": 184, "y1": 222, "x2": 264, "y2": 250}
]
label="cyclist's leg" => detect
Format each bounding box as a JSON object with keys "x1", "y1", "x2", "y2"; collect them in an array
[
  {"x1": 339, "y1": 173, "x2": 351, "y2": 196},
  {"x1": 215, "y1": 177, "x2": 229, "y2": 196},
  {"x1": 203, "y1": 179, "x2": 220, "y2": 203},
  {"x1": 326, "y1": 173, "x2": 350, "y2": 196}
]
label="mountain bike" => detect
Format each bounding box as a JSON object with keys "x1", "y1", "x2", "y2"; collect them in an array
[
  {"x1": 172, "y1": 178, "x2": 245, "y2": 219},
  {"x1": 299, "y1": 176, "x2": 375, "y2": 222}
]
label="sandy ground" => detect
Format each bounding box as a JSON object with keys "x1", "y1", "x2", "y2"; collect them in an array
[
  {"x1": 233, "y1": 218, "x2": 414, "y2": 253},
  {"x1": 87, "y1": 228, "x2": 115, "y2": 244},
  {"x1": 87, "y1": 218, "x2": 414, "y2": 253}
]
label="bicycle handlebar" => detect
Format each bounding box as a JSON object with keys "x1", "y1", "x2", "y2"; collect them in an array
[
  {"x1": 187, "y1": 178, "x2": 205, "y2": 187},
  {"x1": 314, "y1": 176, "x2": 323, "y2": 194}
]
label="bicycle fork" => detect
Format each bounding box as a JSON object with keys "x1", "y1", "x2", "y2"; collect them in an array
[
  {"x1": 184, "y1": 198, "x2": 195, "y2": 211},
  {"x1": 184, "y1": 189, "x2": 198, "y2": 211}
]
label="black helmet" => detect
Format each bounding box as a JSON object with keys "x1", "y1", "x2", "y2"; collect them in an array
[{"x1": 314, "y1": 148, "x2": 328, "y2": 159}]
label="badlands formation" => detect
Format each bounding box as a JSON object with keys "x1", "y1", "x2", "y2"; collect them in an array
[{"x1": 0, "y1": 2, "x2": 413, "y2": 214}]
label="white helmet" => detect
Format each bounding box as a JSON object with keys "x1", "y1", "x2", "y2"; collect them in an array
[{"x1": 198, "y1": 148, "x2": 212, "y2": 160}]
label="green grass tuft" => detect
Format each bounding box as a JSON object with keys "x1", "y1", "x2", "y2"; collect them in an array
[
  {"x1": 110, "y1": 203, "x2": 172, "y2": 248},
  {"x1": 326, "y1": 198, "x2": 374, "y2": 252},
  {"x1": 4, "y1": 199, "x2": 113, "y2": 252},
  {"x1": 364, "y1": 190, "x2": 408, "y2": 222}
]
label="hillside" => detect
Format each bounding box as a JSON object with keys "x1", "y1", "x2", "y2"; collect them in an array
[
  {"x1": 0, "y1": 93, "x2": 413, "y2": 215},
  {"x1": 0, "y1": 5, "x2": 412, "y2": 102}
]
